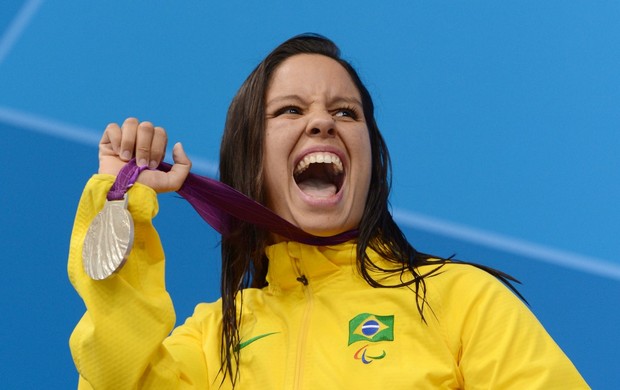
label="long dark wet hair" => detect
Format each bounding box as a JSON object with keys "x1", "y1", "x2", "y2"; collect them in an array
[{"x1": 218, "y1": 33, "x2": 521, "y2": 386}]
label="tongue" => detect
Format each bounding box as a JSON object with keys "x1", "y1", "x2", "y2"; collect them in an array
[{"x1": 298, "y1": 178, "x2": 337, "y2": 198}]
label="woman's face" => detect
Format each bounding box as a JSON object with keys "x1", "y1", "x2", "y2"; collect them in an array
[{"x1": 263, "y1": 54, "x2": 372, "y2": 237}]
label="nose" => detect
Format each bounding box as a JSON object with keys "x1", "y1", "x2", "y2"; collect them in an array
[{"x1": 306, "y1": 110, "x2": 336, "y2": 137}]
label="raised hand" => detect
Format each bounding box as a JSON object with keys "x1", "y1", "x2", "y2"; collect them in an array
[{"x1": 98, "y1": 117, "x2": 191, "y2": 193}]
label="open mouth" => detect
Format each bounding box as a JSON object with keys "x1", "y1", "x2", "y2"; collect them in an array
[{"x1": 293, "y1": 152, "x2": 344, "y2": 198}]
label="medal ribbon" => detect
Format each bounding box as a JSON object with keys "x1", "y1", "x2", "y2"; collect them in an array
[
  {"x1": 149, "y1": 161, "x2": 359, "y2": 246},
  {"x1": 107, "y1": 161, "x2": 150, "y2": 201}
]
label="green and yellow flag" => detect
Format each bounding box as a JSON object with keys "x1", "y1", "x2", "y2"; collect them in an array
[{"x1": 348, "y1": 313, "x2": 394, "y2": 345}]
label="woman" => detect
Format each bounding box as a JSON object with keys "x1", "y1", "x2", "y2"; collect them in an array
[{"x1": 69, "y1": 34, "x2": 588, "y2": 388}]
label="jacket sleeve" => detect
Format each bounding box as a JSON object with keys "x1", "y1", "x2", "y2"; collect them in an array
[
  {"x1": 434, "y1": 264, "x2": 589, "y2": 389},
  {"x1": 68, "y1": 175, "x2": 209, "y2": 389}
]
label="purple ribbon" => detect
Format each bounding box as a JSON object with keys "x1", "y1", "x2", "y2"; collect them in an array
[
  {"x1": 107, "y1": 160, "x2": 150, "y2": 201},
  {"x1": 155, "y1": 162, "x2": 359, "y2": 246}
]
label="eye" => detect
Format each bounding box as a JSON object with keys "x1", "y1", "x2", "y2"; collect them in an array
[
  {"x1": 275, "y1": 105, "x2": 302, "y2": 116},
  {"x1": 334, "y1": 106, "x2": 359, "y2": 120}
]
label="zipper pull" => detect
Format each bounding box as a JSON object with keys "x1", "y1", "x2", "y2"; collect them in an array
[{"x1": 296, "y1": 275, "x2": 309, "y2": 286}]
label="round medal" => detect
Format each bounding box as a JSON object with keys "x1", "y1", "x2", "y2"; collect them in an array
[{"x1": 82, "y1": 195, "x2": 134, "y2": 280}]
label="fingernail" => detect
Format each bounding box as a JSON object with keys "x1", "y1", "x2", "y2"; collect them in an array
[
  {"x1": 149, "y1": 160, "x2": 158, "y2": 169},
  {"x1": 138, "y1": 158, "x2": 148, "y2": 167},
  {"x1": 121, "y1": 150, "x2": 132, "y2": 161}
]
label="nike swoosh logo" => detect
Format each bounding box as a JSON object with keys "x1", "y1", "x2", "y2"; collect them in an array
[{"x1": 237, "y1": 332, "x2": 279, "y2": 351}]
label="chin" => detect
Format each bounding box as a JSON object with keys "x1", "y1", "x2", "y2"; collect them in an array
[
  {"x1": 302, "y1": 227, "x2": 345, "y2": 237},
  {"x1": 296, "y1": 218, "x2": 357, "y2": 238}
]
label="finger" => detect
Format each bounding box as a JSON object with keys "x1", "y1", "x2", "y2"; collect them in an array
[
  {"x1": 165, "y1": 142, "x2": 192, "y2": 191},
  {"x1": 100, "y1": 122, "x2": 122, "y2": 156},
  {"x1": 172, "y1": 142, "x2": 191, "y2": 167},
  {"x1": 135, "y1": 121, "x2": 155, "y2": 167},
  {"x1": 149, "y1": 126, "x2": 168, "y2": 169},
  {"x1": 120, "y1": 117, "x2": 139, "y2": 161}
]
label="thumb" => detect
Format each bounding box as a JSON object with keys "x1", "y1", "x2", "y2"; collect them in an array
[{"x1": 166, "y1": 142, "x2": 192, "y2": 190}]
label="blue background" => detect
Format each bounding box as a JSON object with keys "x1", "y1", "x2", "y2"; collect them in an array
[{"x1": 1, "y1": 1, "x2": 618, "y2": 388}]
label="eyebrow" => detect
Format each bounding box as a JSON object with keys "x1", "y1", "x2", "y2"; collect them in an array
[
  {"x1": 265, "y1": 94, "x2": 306, "y2": 107},
  {"x1": 265, "y1": 94, "x2": 363, "y2": 108}
]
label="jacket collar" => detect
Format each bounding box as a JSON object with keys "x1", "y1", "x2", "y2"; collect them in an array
[{"x1": 265, "y1": 241, "x2": 358, "y2": 291}]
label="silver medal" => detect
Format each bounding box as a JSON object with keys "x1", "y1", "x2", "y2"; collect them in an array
[{"x1": 82, "y1": 195, "x2": 134, "y2": 280}]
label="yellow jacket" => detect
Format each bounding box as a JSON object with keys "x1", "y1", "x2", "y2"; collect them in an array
[{"x1": 69, "y1": 175, "x2": 588, "y2": 389}]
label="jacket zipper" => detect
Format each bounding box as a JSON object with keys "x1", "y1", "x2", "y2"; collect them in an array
[{"x1": 293, "y1": 260, "x2": 312, "y2": 390}]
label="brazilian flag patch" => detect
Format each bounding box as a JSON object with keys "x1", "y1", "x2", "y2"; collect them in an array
[{"x1": 348, "y1": 313, "x2": 394, "y2": 345}]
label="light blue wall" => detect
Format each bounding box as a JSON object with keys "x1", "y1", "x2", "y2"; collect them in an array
[{"x1": 1, "y1": 1, "x2": 618, "y2": 388}]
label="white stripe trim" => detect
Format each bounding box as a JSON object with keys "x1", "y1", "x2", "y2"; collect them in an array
[
  {"x1": 0, "y1": 105, "x2": 218, "y2": 176},
  {"x1": 1, "y1": 105, "x2": 618, "y2": 281},
  {"x1": 0, "y1": 0, "x2": 44, "y2": 66},
  {"x1": 393, "y1": 209, "x2": 620, "y2": 281},
  {"x1": 0, "y1": 105, "x2": 100, "y2": 145}
]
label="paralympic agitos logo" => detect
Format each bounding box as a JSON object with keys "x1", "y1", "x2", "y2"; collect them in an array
[{"x1": 348, "y1": 313, "x2": 394, "y2": 364}]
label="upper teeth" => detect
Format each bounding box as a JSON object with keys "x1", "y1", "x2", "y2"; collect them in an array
[{"x1": 294, "y1": 152, "x2": 344, "y2": 176}]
